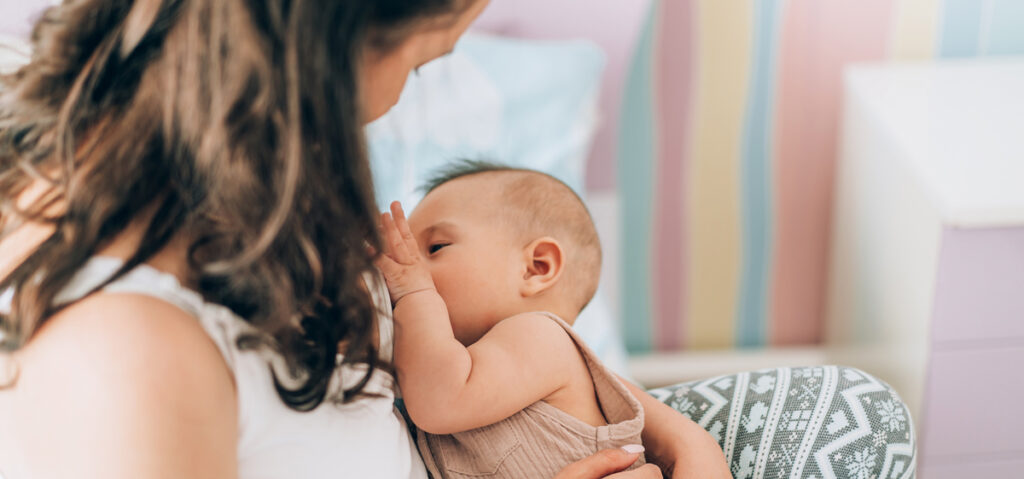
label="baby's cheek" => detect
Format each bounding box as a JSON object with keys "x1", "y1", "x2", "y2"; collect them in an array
[{"x1": 429, "y1": 269, "x2": 455, "y2": 303}]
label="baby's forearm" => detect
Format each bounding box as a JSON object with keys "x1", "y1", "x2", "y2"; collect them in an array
[{"x1": 392, "y1": 290, "x2": 474, "y2": 422}]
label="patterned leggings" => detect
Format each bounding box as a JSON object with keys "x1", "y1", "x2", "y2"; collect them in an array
[{"x1": 649, "y1": 366, "x2": 916, "y2": 479}]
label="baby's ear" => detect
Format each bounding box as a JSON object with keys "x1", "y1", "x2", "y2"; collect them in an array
[{"x1": 520, "y1": 237, "x2": 564, "y2": 298}]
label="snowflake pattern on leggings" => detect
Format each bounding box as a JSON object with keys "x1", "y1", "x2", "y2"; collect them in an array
[{"x1": 650, "y1": 366, "x2": 916, "y2": 479}]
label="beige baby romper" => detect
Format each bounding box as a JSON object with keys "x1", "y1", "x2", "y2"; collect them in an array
[{"x1": 416, "y1": 312, "x2": 646, "y2": 479}]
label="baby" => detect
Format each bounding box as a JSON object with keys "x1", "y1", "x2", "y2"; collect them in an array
[{"x1": 376, "y1": 161, "x2": 646, "y2": 479}]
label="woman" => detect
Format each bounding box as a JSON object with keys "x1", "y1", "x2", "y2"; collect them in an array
[{"x1": 0, "y1": 1, "x2": 729, "y2": 477}]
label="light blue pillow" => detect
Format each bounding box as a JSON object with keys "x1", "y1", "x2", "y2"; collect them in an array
[
  {"x1": 366, "y1": 33, "x2": 603, "y2": 209},
  {"x1": 366, "y1": 34, "x2": 633, "y2": 379}
]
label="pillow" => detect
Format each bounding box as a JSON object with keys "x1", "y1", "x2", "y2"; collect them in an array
[
  {"x1": 366, "y1": 33, "x2": 603, "y2": 208},
  {"x1": 366, "y1": 33, "x2": 633, "y2": 379}
]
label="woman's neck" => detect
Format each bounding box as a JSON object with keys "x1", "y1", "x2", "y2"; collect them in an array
[{"x1": 96, "y1": 223, "x2": 191, "y2": 285}]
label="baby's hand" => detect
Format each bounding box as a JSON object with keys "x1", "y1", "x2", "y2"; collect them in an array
[{"x1": 375, "y1": 201, "x2": 437, "y2": 305}]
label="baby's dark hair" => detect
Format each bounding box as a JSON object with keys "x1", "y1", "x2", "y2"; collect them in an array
[{"x1": 423, "y1": 160, "x2": 602, "y2": 313}]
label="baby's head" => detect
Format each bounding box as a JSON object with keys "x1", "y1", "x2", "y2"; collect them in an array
[{"x1": 406, "y1": 161, "x2": 601, "y2": 345}]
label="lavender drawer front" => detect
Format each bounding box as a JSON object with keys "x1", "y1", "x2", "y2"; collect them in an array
[
  {"x1": 931, "y1": 226, "x2": 1024, "y2": 343},
  {"x1": 920, "y1": 457, "x2": 1024, "y2": 479},
  {"x1": 921, "y1": 347, "x2": 1024, "y2": 458}
]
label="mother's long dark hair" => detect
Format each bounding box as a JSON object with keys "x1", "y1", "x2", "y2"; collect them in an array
[{"x1": 0, "y1": 0, "x2": 468, "y2": 410}]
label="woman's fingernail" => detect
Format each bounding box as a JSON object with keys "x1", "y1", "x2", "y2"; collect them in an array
[{"x1": 621, "y1": 444, "x2": 645, "y2": 454}]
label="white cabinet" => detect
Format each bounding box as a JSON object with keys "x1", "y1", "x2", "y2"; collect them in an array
[{"x1": 829, "y1": 59, "x2": 1024, "y2": 476}]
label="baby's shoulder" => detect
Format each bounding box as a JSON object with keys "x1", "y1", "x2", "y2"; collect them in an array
[{"x1": 489, "y1": 312, "x2": 578, "y2": 354}]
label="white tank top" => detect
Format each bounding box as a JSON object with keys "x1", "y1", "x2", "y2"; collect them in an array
[{"x1": 0, "y1": 257, "x2": 428, "y2": 479}]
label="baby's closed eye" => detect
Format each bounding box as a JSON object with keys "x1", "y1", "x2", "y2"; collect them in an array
[{"x1": 428, "y1": 243, "x2": 450, "y2": 255}]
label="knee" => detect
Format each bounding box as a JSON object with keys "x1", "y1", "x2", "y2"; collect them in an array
[
  {"x1": 837, "y1": 366, "x2": 914, "y2": 426},
  {"x1": 833, "y1": 366, "x2": 917, "y2": 478},
  {"x1": 835, "y1": 366, "x2": 915, "y2": 433}
]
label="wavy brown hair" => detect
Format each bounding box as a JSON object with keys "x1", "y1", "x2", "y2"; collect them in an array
[{"x1": 0, "y1": 0, "x2": 472, "y2": 411}]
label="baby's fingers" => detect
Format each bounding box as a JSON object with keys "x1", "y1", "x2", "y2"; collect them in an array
[
  {"x1": 374, "y1": 252, "x2": 401, "y2": 277},
  {"x1": 381, "y1": 212, "x2": 414, "y2": 263},
  {"x1": 389, "y1": 201, "x2": 418, "y2": 246}
]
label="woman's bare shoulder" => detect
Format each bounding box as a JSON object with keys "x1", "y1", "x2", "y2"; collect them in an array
[
  {"x1": 8, "y1": 292, "x2": 238, "y2": 477},
  {"x1": 22, "y1": 291, "x2": 233, "y2": 380}
]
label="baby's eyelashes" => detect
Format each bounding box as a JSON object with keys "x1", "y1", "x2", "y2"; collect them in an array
[{"x1": 427, "y1": 243, "x2": 450, "y2": 255}]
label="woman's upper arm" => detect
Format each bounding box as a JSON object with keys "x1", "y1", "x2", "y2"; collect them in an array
[{"x1": 15, "y1": 293, "x2": 238, "y2": 479}]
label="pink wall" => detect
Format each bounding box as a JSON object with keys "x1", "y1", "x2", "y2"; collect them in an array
[
  {"x1": 771, "y1": 0, "x2": 894, "y2": 345},
  {"x1": 472, "y1": 0, "x2": 653, "y2": 191}
]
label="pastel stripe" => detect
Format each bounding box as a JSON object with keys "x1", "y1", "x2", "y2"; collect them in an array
[
  {"x1": 771, "y1": 0, "x2": 894, "y2": 345},
  {"x1": 652, "y1": 0, "x2": 694, "y2": 351},
  {"x1": 618, "y1": 3, "x2": 658, "y2": 354},
  {"x1": 890, "y1": 0, "x2": 941, "y2": 59},
  {"x1": 615, "y1": 0, "x2": 1024, "y2": 352},
  {"x1": 984, "y1": 0, "x2": 1024, "y2": 55},
  {"x1": 939, "y1": 0, "x2": 985, "y2": 57},
  {"x1": 685, "y1": 0, "x2": 752, "y2": 349},
  {"x1": 737, "y1": 0, "x2": 783, "y2": 348}
]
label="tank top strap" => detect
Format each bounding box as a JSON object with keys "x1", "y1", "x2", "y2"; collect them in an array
[
  {"x1": 49, "y1": 256, "x2": 243, "y2": 369},
  {"x1": 48, "y1": 257, "x2": 396, "y2": 365},
  {"x1": 528, "y1": 311, "x2": 645, "y2": 428},
  {"x1": 527, "y1": 311, "x2": 597, "y2": 361},
  {"x1": 53, "y1": 257, "x2": 207, "y2": 316},
  {"x1": 3, "y1": 256, "x2": 396, "y2": 371}
]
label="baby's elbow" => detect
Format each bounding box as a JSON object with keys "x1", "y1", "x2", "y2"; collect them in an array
[
  {"x1": 415, "y1": 419, "x2": 462, "y2": 436},
  {"x1": 406, "y1": 403, "x2": 466, "y2": 435}
]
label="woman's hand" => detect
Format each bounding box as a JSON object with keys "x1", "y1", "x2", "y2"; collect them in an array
[
  {"x1": 620, "y1": 379, "x2": 732, "y2": 479},
  {"x1": 375, "y1": 201, "x2": 436, "y2": 304},
  {"x1": 555, "y1": 447, "x2": 662, "y2": 479}
]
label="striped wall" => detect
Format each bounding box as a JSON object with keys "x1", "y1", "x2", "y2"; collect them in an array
[{"x1": 619, "y1": 0, "x2": 1024, "y2": 353}]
